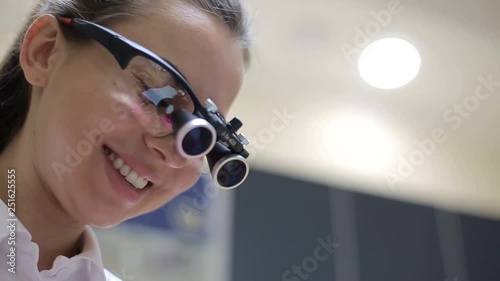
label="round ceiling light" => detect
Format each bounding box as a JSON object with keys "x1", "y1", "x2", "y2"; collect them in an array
[{"x1": 358, "y1": 38, "x2": 421, "y2": 90}]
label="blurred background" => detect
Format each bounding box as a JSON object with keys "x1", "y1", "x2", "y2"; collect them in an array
[{"x1": 1, "y1": 0, "x2": 499, "y2": 280}]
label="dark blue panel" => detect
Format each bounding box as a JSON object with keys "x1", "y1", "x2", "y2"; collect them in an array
[
  {"x1": 232, "y1": 170, "x2": 336, "y2": 281},
  {"x1": 354, "y1": 193, "x2": 445, "y2": 281},
  {"x1": 461, "y1": 214, "x2": 500, "y2": 281}
]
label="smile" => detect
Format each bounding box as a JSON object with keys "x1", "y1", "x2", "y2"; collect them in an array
[{"x1": 104, "y1": 146, "x2": 151, "y2": 190}]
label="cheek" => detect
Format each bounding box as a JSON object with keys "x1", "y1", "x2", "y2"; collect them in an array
[
  {"x1": 31, "y1": 99, "x2": 102, "y2": 225},
  {"x1": 168, "y1": 164, "x2": 204, "y2": 198},
  {"x1": 34, "y1": 85, "x2": 92, "y2": 181},
  {"x1": 174, "y1": 163, "x2": 204, "y2": 193},
  {"x1": 32, "y1": 85, "x2": 103, "y2": 203},
  {"x1": 32, "y1": 70, "x2": 136, "y2": 212}
]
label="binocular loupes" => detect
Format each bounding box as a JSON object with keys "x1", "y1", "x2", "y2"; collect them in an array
[{"x1": 165, "y1": 98, "x2": 250, "y2": 189}]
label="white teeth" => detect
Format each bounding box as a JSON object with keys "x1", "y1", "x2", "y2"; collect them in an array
[
  {"x1": 107, "y1": 151, "x2": 149, "y2": 190},
  {"x1": 119, "y1": 164, "x2": 131, "y2": 176},
  {"x1": 126, "y1": 171, "x2": 138, "y2": 183},
  {"x1": 113, "y1": 157, "x2": 124, "y2": 169},
  {"x1": 133, "y1": 177, "x2": 147, "y2": 189}
]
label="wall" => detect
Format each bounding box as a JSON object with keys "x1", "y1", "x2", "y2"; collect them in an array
[{"x1": 232, "y1": 169, "x2": 500, "y2": 281}]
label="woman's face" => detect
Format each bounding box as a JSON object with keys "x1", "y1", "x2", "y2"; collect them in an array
[{"x1": 28, "y1": 2, "x2": 245, "y2": 227}]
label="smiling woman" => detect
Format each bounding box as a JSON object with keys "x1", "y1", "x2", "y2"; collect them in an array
[{"x1": 0, "y1": 0, "x2": 252, "y2": 280}]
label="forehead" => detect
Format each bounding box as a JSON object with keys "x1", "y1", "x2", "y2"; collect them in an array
[{"x1": 108, "y1": 1, "x2": 245, "y2": 115}]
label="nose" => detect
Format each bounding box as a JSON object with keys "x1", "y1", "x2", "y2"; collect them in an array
[{"x1": 144, "y1": 134, "x2": 188, "y2": 169}]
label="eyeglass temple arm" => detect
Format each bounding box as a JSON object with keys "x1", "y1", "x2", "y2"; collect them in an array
[
  {"x1": 57, "y1": 17, "x2": 136, "y2": 70},
  {"x1": 58, "y1": 18, "x2": 205, "y2": 109}
]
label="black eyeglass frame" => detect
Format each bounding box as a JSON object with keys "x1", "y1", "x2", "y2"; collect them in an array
[{"x1": 57, "y1": 17, "x2": 249, "y2": 159}]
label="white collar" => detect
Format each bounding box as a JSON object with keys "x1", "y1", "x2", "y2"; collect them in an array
[{"x1": 0, "y1": 199, "x2": 104, "y2": 268}]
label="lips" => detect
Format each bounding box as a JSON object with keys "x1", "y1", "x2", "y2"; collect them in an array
[
  {"x1": 102, "y1": 145, "x2": 156, "y2": 203},
  {"x1": 105, "y1": 147, "x2": 150, "y2": 189}
]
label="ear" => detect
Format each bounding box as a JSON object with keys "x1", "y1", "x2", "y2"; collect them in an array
[{"x1": 19, "y1": 14, "x2": 66, "y2": 87}]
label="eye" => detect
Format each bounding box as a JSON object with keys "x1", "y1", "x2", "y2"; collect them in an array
[
  {"x1": 133, "y1": 75, "x2": 157, "y2": 114},
  {"x1": 134, "y1": 74, "x2": 149, "y2": 92}
]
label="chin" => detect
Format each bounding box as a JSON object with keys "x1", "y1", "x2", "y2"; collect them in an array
[
  {"x1": 76, "y1": 194, "x2": 132, "y2": 228},
  {"x1": 86, "y1": 211, "x2": 127, "y2": 228}
]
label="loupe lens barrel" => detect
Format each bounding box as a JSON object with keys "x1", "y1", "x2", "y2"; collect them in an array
[
  {"x1": 207, "y1": 143, "x2": 249, "y2": 189},
  {"x1": 171, "y1": 110, "x2": 216, "y2": 158}
]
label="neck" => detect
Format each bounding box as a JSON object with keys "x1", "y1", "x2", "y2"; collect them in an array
[{"x1": 0, "y1": 114, "x2": 85, "y2": 271}]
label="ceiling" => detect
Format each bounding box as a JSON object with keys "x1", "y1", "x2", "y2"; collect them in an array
[
  {"x1": 1, "y1": 0, "x2": 499, "y2": 219},
  {"x1": 232, "y1": 0, "x2": 500, "y2": 219}
]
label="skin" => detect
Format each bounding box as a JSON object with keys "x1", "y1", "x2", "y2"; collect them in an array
[{"x1": 0, "y1": 0, "x2": 244, "y2": 271}]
